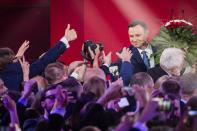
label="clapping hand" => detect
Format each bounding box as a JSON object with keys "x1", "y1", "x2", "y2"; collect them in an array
[{"x1": 116, "y1": 47, "x2": 132, "y2": 62}]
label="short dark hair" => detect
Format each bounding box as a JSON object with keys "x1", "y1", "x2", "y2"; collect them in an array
[
  {"x1": 0, "y1": 48, "x2": 15, "y2": 70},
  {"x1": 44, "y1": 62, "x2": 65, "y2": 85},
  {"x1": 187, "y1": 96, "x2": 197, "y2": 110},
  {"x1": 161, "y1": 79, "x2": 181, "y2": 96},
  {"x1": 40, "y1": 85, "x2": 57, "y2": 101},
  {"x1": 128, "y1": 20, "x2": 148, "y2": 30},
  {"x1": 60, "y1": 77, "x2": 82, "y2": 91},
  {"x1": 130, "y1": 72, "x2": 153, "y2": 87}
]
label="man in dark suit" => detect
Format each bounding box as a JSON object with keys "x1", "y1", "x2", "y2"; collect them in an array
[
  {"x1": 111, "y1": 20, "x2": 155, "y2": 85},
  {"x1": 126, "y1": 20, "x2": 155, "y2": 73},
  {"x1": 0, "y1": 24, "x2": 77, "y2": 91}
]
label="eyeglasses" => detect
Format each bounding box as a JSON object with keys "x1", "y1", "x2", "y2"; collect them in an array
[{"x1": 44, "y1": 95, "x2": 56, "y2": 100}]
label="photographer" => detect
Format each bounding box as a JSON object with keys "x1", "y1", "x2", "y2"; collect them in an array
[{"x1": 81, "y1": 40, "x2": 112, "y2": 78}]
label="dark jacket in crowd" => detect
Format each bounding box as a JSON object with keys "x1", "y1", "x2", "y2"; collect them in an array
[{"x1": 0, "y1": 41, "x2": 67, "y2": 91}]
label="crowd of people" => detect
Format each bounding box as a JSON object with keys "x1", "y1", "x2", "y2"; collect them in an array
[{"x1": 0, "y1": 21, "x2": 197, "y2": 131}]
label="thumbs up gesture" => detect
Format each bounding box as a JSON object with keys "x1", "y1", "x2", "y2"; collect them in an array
[{"x1": 64, "y1": 24, "x2": 77, "y2": 42}]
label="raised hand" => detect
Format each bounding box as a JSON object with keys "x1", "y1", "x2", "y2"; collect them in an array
[
  {"x1": 52, "y1": 85, "x2": 68, "y2": 109},
  {"x1": 21, "y1": 79, "x2": 37, "y2": 99},
  {"x1": 138, "y1": 99, "x2": 159, "y2": 123},
  {"x1": 97, "y1": 78, "x2": 123, "y2": 105},
  {"x1": 2, "y1": 95, "x2": 16, "y2": 112},
  {"x1": 15, "y1": 40, "x2": 29, "y2": 59},
  {"x1": 19, "y1": 56, "x2": 30, "y2": 81},
  {"x1": 116, "y1": 47, "x2": 132, "y2": 62},
  {"x1": 88, "y1": 46, "x2": 100, "y2": 60},
  {"x1": 64, "y1": 24, "x2": 77, "y2": 42},
  {"x1": 88, "y1": 45, "x2": 101, "y2": 67},
  {"x1": 132, "y1": 84, "x2": 147, "y2": 109},
  {"x1": 100, "y1": 51, "x2": 112, "y2": 66},
  {"x1": 2, "y1": 95, "x2": 20, "y2": 126}
]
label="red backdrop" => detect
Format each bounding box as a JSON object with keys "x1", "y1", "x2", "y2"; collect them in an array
[
  {"x1": 0, "y1": 0, "x2": 50, "y2": 62},
  {"x1": 51, "y1": 0, "x2": 197, "y2": 64}
]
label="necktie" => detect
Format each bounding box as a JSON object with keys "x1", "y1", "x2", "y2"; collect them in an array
[{"x1": 141, "y1": 51, "x2": 150, "y2": 69}]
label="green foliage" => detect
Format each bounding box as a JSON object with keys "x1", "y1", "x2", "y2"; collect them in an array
[{"x1": 152, "y1": 25, "x2": 197, "y2": 65}]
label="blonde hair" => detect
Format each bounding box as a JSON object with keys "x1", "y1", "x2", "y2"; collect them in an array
[{"x1": 83, "y1": 76, "x2": 106, "y2": 99}]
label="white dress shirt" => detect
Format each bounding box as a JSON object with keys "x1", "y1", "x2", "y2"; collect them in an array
[
  {"x1": 60, "y1": 37, "x2": 70, "y2": 48},
  {"x1": 137, "y1": 44, "x2": 155, "y2": 68}
]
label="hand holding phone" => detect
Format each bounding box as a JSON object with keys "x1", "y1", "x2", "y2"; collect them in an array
[{"x1": 118, "y1": 97, "x2": 129, "y2": 108}]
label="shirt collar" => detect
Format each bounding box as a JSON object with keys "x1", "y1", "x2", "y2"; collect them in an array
[{"x1": 137, "y1": 44, "x2": 153, "y2": 55}]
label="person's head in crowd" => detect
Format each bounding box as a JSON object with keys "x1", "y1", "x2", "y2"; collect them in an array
[
  {"x1": 180, "y1": 73, "x2": 197, "y2": 102},
  {"x1": 80, "y1": 125, "x2": 101, "y2": 131},
  {"x1": 56, "y1": 60, "x2": 68, "y2": 75},
  {"x1": 83, "y1": 76, "x2": 106, "y2": 99},
  {"x1": 130, "y1": 72, "x2": 154, "y2": 99},
  {"x1": 153, "y1": 75, "x2": 169, "y2": 90},
  {"x1": 31, "y1": 76, "x2": 48, "y2": 92},
  {"x1": 0, "y1": 78, "x2": 8, "y2": 96},
  {"x1": 160, "y1": 78, "x2": 181, "y2": 100},
  {"x1": 160, "y1": 48, "x2": 186, "y2": 76},
  {"x1": 68, "y1": 61, "x2": 84, "y2": 75},
  {"x1": 187, "y1": 96, "x2": 197, "y2": 111},
  {"x1": 83, "y1": 67, "x2": 106, "y2": 82},
  {"x1": 44, "y1": 62, "x2": 68, "y2": 85},
  {"x1": 40, "y1": 85, "x2": 57, "y2": 113},
  {"x1": 128, "y1": 20, "x2": 149, "y2": 50},
  {"x1": 60, "y1": 77, "x2": 83, "y2": 100},
  {"x1": 176, "y1": 96, "x2": 197, "y2": 131},
  {"x1": 149, "y1": 126, "x2": 173, "y2": 131},
  {"x1": 0, "y1": 48, "x2": 15, "y2": 70}
]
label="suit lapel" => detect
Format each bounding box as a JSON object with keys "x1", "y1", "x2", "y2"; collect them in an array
[{"x1": 130, "y1": 46, "x2": 144, "y2": 64}]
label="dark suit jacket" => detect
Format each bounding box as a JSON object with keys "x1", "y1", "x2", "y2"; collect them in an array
[
  {"x1": 112, "y1": 45, "x2": 157, "y2": 74},
  {"x1": 129, "y1": 45, "x2": 147, "y2": 73},
  {"x1": 147, "y1": 64, "x2": 168, "y2": 82},
  {"x1": 129, "y1": 45, "x2": 158, "y2": 73},
  {"x1": 110, "y1": 45, "x2": 156, "y2": 85},
  {"x1": 0, "y1": 41, "x2": 67, "y2": 91}
]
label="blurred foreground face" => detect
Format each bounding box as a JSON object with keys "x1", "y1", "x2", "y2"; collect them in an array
[
  {"x1": 0, "y1": 79, "x2": 8, "y2": 96},
  {"x1": 128, "y1": 25, "x2": 148, "y2": 49},
  {"x1": 43, "y1": 88, "x2": 57, "y2": 111}
]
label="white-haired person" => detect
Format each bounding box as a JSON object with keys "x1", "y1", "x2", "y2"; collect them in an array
[{"x1": 147, "y1": 47, "x2": 186, "y2": 82}]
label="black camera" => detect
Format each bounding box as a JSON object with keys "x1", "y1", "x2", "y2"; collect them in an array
[{"x1": 81, "y1": 40, "x2": 104, "y2": 62}]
